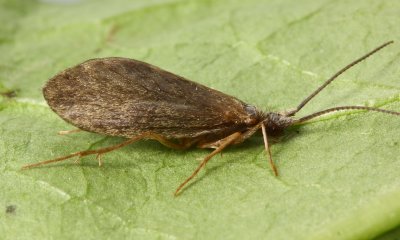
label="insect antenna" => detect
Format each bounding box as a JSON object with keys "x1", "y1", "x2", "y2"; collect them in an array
[
  {"x1": 296, "y1": 105, "x2": 400, "y2": 124},
  {"x1": 286, "y1": 41, "x2": 394, "y2": 117}
]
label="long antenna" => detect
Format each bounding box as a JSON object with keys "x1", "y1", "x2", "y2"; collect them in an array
[
  {"x1": 296, "y1": 105, "x2": 400, "y2": 124},
  {"x1": 286, "y1": 41, "x2": 394, "y2": 116}
]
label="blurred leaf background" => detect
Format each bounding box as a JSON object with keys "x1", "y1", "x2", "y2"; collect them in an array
[{"x1": 1, "y1": 0, "x2": 400, "y2": 239}]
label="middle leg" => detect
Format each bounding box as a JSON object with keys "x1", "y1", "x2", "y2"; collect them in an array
[{"x1": 174, "y1": 132, "x2": 243, "y2": 196}]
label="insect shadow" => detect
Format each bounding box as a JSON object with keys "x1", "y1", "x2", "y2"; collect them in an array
[
  {"x1": 22, "y1": 41, "x2": 400, "y2": 196},
  {"x1": 0, "y1": 89, "x2": 18, "y2": 98}
]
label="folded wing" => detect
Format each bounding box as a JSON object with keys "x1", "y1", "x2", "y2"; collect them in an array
[{"x1": 43, "y1": 58, "x2": 253, "y2": 139}]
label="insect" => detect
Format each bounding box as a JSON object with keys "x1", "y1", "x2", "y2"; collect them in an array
[{"x1": 22, "y1": 41, "x2": 400, "y2": 195}]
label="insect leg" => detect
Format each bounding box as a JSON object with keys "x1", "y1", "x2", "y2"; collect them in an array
[
  {"x1": 198, "y1": 124, "x2": 262, "y2": 149},
  {"x1": 92, "y1": 135, "x2": 196, "y2": 166},
  {"x1": 261, "y1": 123, "x2": 278, "y2": 176},
  {"x1": 22, "y1": 132, "x2": 153, "y2": 169},
  {"x1": 232, "y1": 123, "x2": 263, "y2": 144},
  {"x1": 174, "y1": 132, "x2": 242, "y2": 196}
]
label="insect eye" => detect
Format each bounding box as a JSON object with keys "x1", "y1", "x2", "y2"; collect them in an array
[{"x1": 244, "y1": 104, "x2": 257, "y2": 117}]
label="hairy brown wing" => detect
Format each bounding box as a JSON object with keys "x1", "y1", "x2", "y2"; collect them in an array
[{"x1": 43, "y1": 57, "x2": 257, "y2": 139}]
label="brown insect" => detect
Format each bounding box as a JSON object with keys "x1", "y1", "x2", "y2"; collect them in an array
[{"x1": 22, "y1": 41, "x2": 400, "y2": 195}]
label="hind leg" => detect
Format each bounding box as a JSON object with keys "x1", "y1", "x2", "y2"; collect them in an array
[{"x1": 22, "y1": 132, "x2": 196, "y2": 169}]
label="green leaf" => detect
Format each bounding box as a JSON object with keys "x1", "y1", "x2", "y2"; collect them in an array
[{"x1": 1, "y1": 0, "x2": 400, "y2": 239}]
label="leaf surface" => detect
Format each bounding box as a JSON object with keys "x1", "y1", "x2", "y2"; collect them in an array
[{"x1": 1, "y1": 0, "x2": 400, "y2": 239}]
